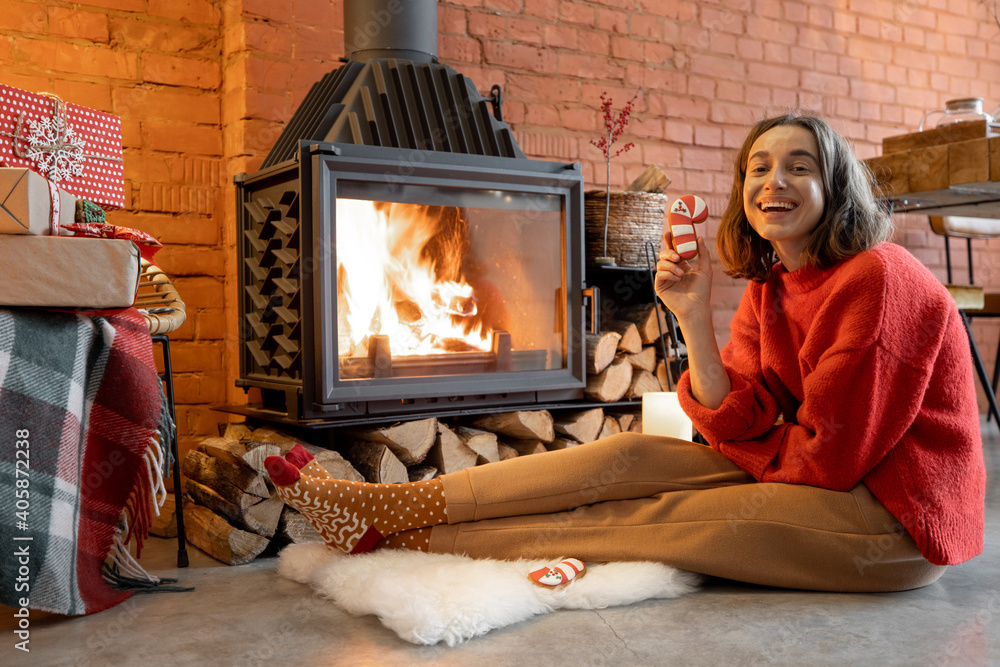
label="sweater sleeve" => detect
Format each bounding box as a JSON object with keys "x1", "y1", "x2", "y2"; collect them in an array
[
  {"x1": 677, "y1": 282, "x2": 783, "y2": 447},
  {"x1": 684, "y1": 252, "x2": 951, "y2": 489}
]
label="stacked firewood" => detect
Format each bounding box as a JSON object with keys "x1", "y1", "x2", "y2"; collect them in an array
[
  {"x1": 586, "y1": 302, "x2": 681, "y2": 402},
  {"x1": 173, "y1": 409, "x2": 639, "y2": 565}
]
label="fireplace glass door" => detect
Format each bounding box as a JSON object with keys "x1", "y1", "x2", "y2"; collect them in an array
[{"x1": 310, "y1": 150, "x2": 584, "y2": 408}]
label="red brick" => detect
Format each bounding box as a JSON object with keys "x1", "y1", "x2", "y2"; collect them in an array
[
  {"x1": 111, "y1": 17, "x2": 217, "y2": 53},
  {"x1": 524, "y1": 0, "x2": 560, "y2": 18},
  {"x1": 611, "y1": 35, "x2": 645, "y2": 61},
  {"x1": 736, "y1": 38, "x2": 763, "y2": 61},
  {"x1": 694, "y1": 125, "x2": 724, "y2": 147},
  {"x1": 168, "y1": 341, "x2": 224, "y2": 373},
  {"x1": 524, "y1": 103, "x2": 561, "y2": 126},
  {"x1": 644, "y1": 41, "x2": 675, "y2": 66},
  {"x1": 244, "y1": 20, "x2": 294, "y2": 57},
  {"x1": 146, "y1": 122, "x2": 224, "y2": 155},
  {"x1": 746, "y1": 17, "x2": 797, "y2": 45},
  {"x1": 631, "y1": 16, "x2": 662, "y2": 40},
  {"x1": 0, "y1": 1, "x2": 46, "y2": 35},
  {"x1": 149, "y1": 0, "x2": 220, "y2": 25},
  {"x1": 690, "y1": 53, "x2": 745, "y2": 81},
  {"x1": 763, "y1": 43, "x2": 789, "y2": 64},
  {"x1": 561, "y1": 2, "x2": 597, "y2": 27},
  {"x1": 439, "y1": 6, "x2": 467, "y2": 33},
  {"x1": 47, "y1": 7, "x2": 110, "y2": 42},
  {"x1": 52, "y1": 79, "x2": 112, "y2": 112},
  {"x1": 509, "y1": 18, "x2": 544, "y2": 45},
  {"x1": 242, "y1": 0, "x2": 292, "y2": 23},
  {"x1": 194, "y1": 309, "x2": 230, "y2": 341},
  {"x1": 484, "y1": 41, "x2": 557, "y2": 73},
  {"x1": 681, "y1": 146, "x2": 725, "y2": 171},
  {"x1": 74, "y1": 0, "x2": 144, "y2": 11},
  {"x1": 142, "y1": 53, "x2": 220, "y2": 89},
  {"x1": 576, "y1": 29, "x2": 610, "y2": 55},
  {"x1": 597, "y1": 8, "x2": 629, "y2": 33},
  {"x1": 114, "y1": 86, "x2": 220, "y2": 125},
  {"x1": 468, "y1": 12, "x2": 507, "y2": 39},
  {"x1": 293, "y1": 0, "x2": 340, "y2": 28},
  {"x1": 557, "y1": 53, "x2": 623, "y2": 79},
  {"x1": 560, "y1": 106, "x2": 599, "y2": 132},
  {"x1": 507, "y1": 74, "x2": 580, "y2": 102},
  {"x1": 746, "y1": 63, "x2": 799, "y2": 88},
  {"x1": 14, "y1": 39, "x2": 138, "y2": 80},
  {"x1": 808, "y1": 5, "x2": 834, "y2": 28},
  {"x1": 688, "y1": 76, "x2": 716, "y2": 99},
  {"x1": 483, "y1": 0, "x2": 521, "y2": 11},
  {"x1": 715, "y1": 80, "x2": 743, "y2": 103},
  {"x1": 544, "y1": 23, "x2": 578, "y2": 49},
  {"x1": 746, "y1": 85, "x2": 771, "y2": 107},
  {"x1": 802, "y1": 71, "x2": 850, "y2": 96},
  {"x1": 439, "y1": 35, "x2": 480, "y2": 63}
]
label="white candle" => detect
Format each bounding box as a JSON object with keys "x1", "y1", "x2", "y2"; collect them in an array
[{"x1": 642, "y1": 392, "x2": 693, "y2": 440}]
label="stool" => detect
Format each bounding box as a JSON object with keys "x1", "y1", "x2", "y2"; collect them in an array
[{"x1": 136, "y1": 259, "x2": 189, "y2": 568}]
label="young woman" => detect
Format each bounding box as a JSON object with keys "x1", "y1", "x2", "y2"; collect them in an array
[{"x1": 265, "y1": 114, "x2": 986, "y2": 592}]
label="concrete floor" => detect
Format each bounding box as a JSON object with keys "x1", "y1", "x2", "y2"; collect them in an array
[{"x1": 4, "y1": 419, "x2": 999, "y2": 667}]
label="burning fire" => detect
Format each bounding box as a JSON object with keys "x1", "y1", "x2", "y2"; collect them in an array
[{"x1": 336, "y1": 199, "x2": 492, "y2": 357}]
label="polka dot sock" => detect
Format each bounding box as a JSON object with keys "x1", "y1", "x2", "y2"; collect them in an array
[
  {"x1": 264, "y1": 455, "x2": 447, "y2": 554},
  {"x1": 376, "y1": 527, "x2": 434, "y2": 552},
  {"x1": 283, "y1": 443, "x2": 334, "y2": 481}
]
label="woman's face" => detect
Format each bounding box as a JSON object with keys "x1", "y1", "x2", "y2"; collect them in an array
[{"x1": 742, "y1": 124, "x2": 825, "y2": 271}]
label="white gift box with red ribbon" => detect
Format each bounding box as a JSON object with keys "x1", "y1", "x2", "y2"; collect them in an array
[{"x1": 0, "y1": 83, "x2": 124, "y2": 210}]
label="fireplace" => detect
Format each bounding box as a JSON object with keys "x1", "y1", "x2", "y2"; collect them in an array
[{"x1": 234, "y1": 0, "x2": 586, "y2": 423}]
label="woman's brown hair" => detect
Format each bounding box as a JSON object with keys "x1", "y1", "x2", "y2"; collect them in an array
[{"x1": 715, "y1": 114, "x2": 893, "y2": 282}]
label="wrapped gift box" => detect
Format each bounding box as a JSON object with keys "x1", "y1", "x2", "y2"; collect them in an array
[
  {"x1": 0, "y1": 83, "x2": 124, "y2": 210},
  {"x1": 0, "y1": 167, "x2": 77, "y2": 235},
  {"x1": 0, "y1": 236, "x2": 140, "y2": 308}
]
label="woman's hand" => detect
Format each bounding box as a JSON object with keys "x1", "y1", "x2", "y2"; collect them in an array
[
  {"x1": 654, "y1": 233, "x2": 713, "y2": 324},
  {"x1": 655, "y1": 233, "x2": 730, "y2": 409}
]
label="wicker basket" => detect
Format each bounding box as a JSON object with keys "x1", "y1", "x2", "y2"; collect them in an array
[{"x1": 584, "y1": 190, "x2": 669, "y2": 268}]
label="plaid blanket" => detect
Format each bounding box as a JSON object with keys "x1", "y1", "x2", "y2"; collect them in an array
[{"x1": 0, "y1": 308, "x2": 172, "y2": 615}]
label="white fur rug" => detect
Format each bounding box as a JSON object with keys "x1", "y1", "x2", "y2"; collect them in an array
[{"x1": 277, "y1": 543, "x2": 700, "y2": 646}]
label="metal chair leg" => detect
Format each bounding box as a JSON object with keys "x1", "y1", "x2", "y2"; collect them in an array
[
  {"x1": 960, "y1": 312, "x2": 1000, "y2": 424},
  {"x1": 153, "y1": 334, "x2": 189, "y2": 568}
]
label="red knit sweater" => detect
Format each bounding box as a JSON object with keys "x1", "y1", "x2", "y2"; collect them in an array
[{"x1": 678, "y1": 243, "x2": 986, "y2": 566}]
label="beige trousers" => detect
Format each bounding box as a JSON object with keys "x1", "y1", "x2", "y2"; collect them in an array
[{"x1": 429, "y1": 433, "x2": 946, "y2": 592}]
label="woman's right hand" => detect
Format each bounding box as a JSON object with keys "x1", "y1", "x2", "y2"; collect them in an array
[{"x1": 654, "y1": 233, "x2": 713, "y2": 324}]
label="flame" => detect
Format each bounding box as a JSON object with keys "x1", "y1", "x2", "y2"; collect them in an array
[{"x1": 337, "y1": 198, "x2": 491, "y2": 357}]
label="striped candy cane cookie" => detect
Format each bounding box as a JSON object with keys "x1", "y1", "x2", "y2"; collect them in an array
[{"x1": 668, "y1": 194, "x2": 709, "y2": 260}]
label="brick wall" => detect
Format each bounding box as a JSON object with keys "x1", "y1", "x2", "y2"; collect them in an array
[{"x1": 3, "y1": 0, "x2": 999, "y2": 459}]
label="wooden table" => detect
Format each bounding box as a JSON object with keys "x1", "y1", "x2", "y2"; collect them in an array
[{"x1": 864, "y1": 120, "x2": 1000, "y2": 218}]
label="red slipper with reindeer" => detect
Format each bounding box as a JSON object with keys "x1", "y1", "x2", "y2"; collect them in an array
[
  {"x1": 668, "y1": 194, "x2": 709, "y2": 260},
  {"x1": 528, "y1": 558, "x2": 587, "y2": 588}
]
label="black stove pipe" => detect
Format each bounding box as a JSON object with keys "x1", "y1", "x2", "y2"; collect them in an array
[{"x1": 344, "y1": 0, "x2": 438, "y2": 64}]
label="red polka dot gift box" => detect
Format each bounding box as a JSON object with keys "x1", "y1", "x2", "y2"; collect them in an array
[{"x1": 0, "y1": 83, "x2": 124, "y2": 210}]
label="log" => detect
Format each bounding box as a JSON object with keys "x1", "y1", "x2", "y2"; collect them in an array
[
  {"x1": 546, "y1": 437, "x2": 580, "y2": 451},
  {"x1": 222, "y1": 423, "x2": 253, "y2": 441},
  {"x1": 617, "y1": 413, "x2": 636, "y2": 432},
  {"x1": 247, "y1": 426, "x2": 300, "y2": 447},
  {"x1": 586, "y1": 331, "x2": 621, "y2": 374},
  {"x1": 425, "y1": 424, "x2": 479, "y2": 474},
  {"x1": 598, "y1": 416, "x2": 622, "y2": 439},
  {"x1": 197, "y1": 437, "x2": 249, "y2": 466},
  {"x1": 241, "y1": 440, "x2": 364, "y2": 482},
  {"x1": 627, "y1": 345, "x2": 657, "y2": 372},
  {"x1": 471, "y1": 410, "x2": 555, "y2": 443},
  {"x1": 241, "y1": 494, "x2": 284, "y2": 538},
  {"x1": 185, "y1": 479, "x2": 253, "y2": 525},
  {"x1": 626, "y1": 164, "x2": 672, "y2": 194},
  {"x1": 606, "y1": 320, "x2": 642, "y2": 354},
  {"x1": 655, "y1": 359, "x2": 672, "y2": 391},
  {"x1": 617, "y1": 303, "x2": 668, "y2": 345},
  {"x1": 627, "y1": 369, "x2": 662, "y2": 400},
  {"x1": 554, "y1": 407, "x2": 604, "y2": 444},
  {"x1": 342, "y1": 440, "x2": 408, "y2": 484},
  {"x1": 150, "y1": 493, "x2": 180, "y2": 538},
  {"x1": 497, "y1": 443, "x2": 519, "y2": 461},
  {"x1": 278, "y1": 507, "x2": 322, "y2": 544},
  {"x1": 182, "y1": 450, "x2": 270, "y2": 503},
  {"x1": 184, "y1": 504, "x2": 269, "y2": 566},
  {"x1": 505, "y1": 439, "x2": 548, "y2": 456},
  {"x1": 345, "y1": 418, "x2": 438, "y2": 465},
  {"x1": 629, "y1": 418, "x2": 643, "y2": 433},
  {"x1": 407, "y1": 464, "x2": 440, "y2": 482},
  {"x1": 585, "y1": 357, "x2": 632, "y2": 402},
  {"x1": 454, "y1": 426, "x2": 500, "y2": 463}
]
